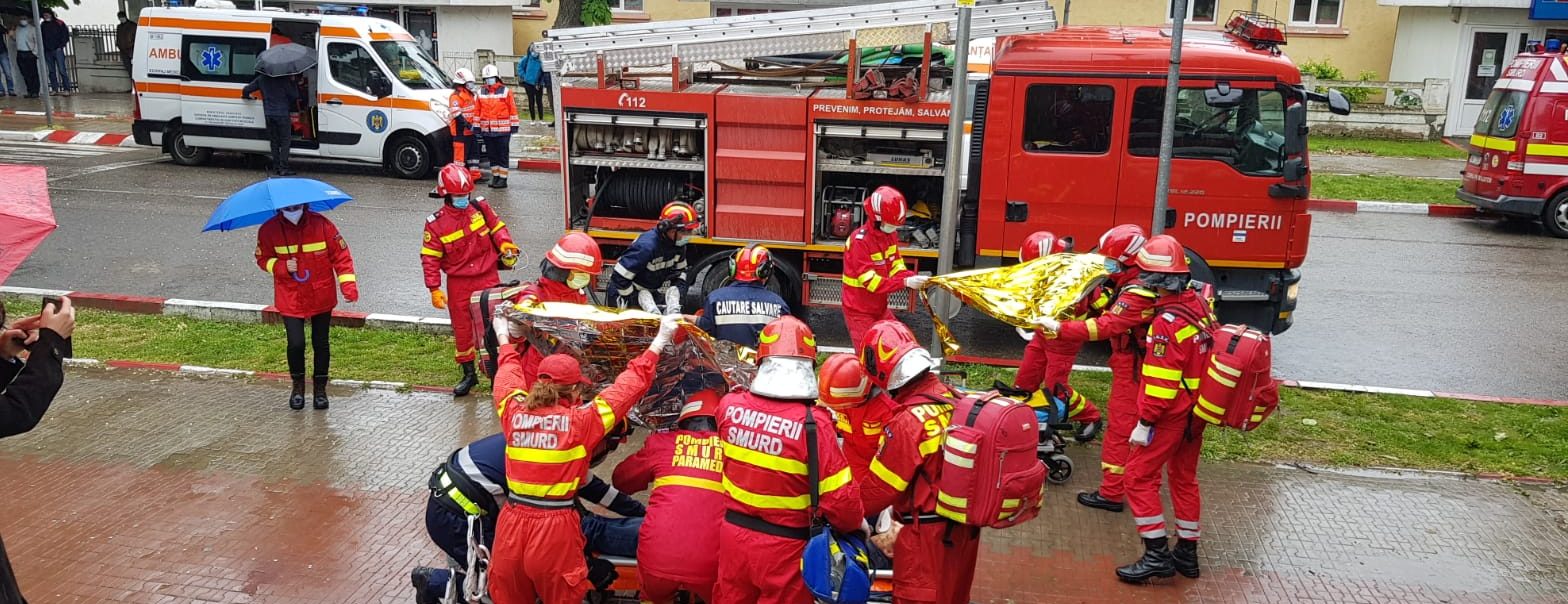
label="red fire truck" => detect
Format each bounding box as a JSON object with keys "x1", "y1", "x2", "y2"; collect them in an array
[
  {"x1": 1459, "y1": 40, "x2": 1568, "y2": 238},
  {"x1": 542, "y1": 2, "x2": 1348, "y2": 334}
]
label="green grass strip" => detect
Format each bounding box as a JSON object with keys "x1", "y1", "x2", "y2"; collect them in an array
[
  {"x1": 1313, "y1": 174, "x2": 1465, "y2": 205},
  {"x1": 1310, "y1": 136, "x2": 1469, "y2": 160}
]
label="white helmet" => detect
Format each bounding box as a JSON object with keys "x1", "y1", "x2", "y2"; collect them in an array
[
  {"x1": 452, "y1": 67, "x2": 474, "y2": 85},
  {"x1": 481, "y1": 64, "x2": 500, "y2": 80}
]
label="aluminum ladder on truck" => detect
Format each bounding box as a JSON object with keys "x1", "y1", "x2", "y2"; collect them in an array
[{"x1": 536, "y1": 0, "x2": 1057, "y2": 84}]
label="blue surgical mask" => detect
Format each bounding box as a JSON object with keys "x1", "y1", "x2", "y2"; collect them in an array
[
  {"x1": 675, "y1": 236, "x2": 693, "y2": 247},
  {"x1": 1103, "y1": 258, "x2": 1122, "y2": 274},
  {"x1": 451, "y1": 195, "x2": 470, "y2": 210}
]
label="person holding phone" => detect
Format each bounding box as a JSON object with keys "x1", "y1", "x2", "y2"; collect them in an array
[
  {"x1": 255, "y1": 204, "x2": 358, "y2": 411},
  {"x1": 1, "y1": 296, "x2": 76, "y2": 603}
]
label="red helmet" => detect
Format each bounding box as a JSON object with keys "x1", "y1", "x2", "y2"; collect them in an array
[
  {"x1": 436, "y1": 162, "x2": 474, "y2": 196},
  {"x1": 1132, "y1": 234, "x2": 1190, "y2": 274},
  {"x1": 858, "y1": 320, "x2": 922, "y2": 389},
  {"x1": 818, "y1": 353, "x2": 871, "y2": 411},
  {"x1": 731, "y1": 244, "x2": 772, "y2": 283},
  {"x1": 1019, "y1": 230, "x2": 1073, "y2": 262},
  {"x1": 678, "y1": 389, "x2": 721, "y2": 424},
  {"x1": 546, "y1": 232, "x2": 604, "y2": 274},
  {"x1": 757, "y1": 316, "x2": 817, "y2": 361},
  {"x1": 1098, "y1": 224, "x2": 1147, "y2": 264},
  {"x1": 863, "y1": 186, "x2": 908, "y2": 227},
  {"x1": 659, "y1": 202, "x2": 701, "y2": 231}
]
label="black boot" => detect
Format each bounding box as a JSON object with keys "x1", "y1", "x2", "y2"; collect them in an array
[
  {"x1": 489, "y1": 176, "x2": 508, "y2": 189},
  {"x1": 453, "y1": 361, "x2": 479, "y2": 397},
  {"x1": 1077, "y1": 490, "x2": 1124, "y2": 513},
  {"x1": 312, "y1": 375, "x2": 330, "y2": 410},
  {"x1": 1171, "y1": 538, "x2": 1200, "y2": 578},
  {"x1": 1117, "y1": 537, "x2": 1176, "y2": 583},
  {"x1": 409, "y1": 566, "x2": 443, "y2": 604},
  {"x1": 1075, "y1": 419, "x2": 1104, "y2": 443},
  {"x1": 288, "y1": 374, "x2": 306, "y2": 410}
]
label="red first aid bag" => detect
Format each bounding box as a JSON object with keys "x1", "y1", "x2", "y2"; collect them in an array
[
  {"x1": 1190, "y1": 323, "x2": 1279, "y2": 431},
  {"x1": 930, "y1": 391, "x2": 1046, "y2": 528},
  {"x1": 467, "y1": 281, "x2": 528, "y2": 379}
]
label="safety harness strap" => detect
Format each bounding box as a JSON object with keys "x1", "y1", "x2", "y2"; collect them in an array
[{"x1": 724, "y1": 510, "x2": 811, "y2": 540}]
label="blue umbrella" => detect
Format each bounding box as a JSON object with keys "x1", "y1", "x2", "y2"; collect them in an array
[
  {"x1": 203, "y1": 178, "x2": 353, "y2": 232},
  {"x1": 204, "y1": 178, "x2": 353, "y2": 282}
]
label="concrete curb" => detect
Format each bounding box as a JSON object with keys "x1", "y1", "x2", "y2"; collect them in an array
[
  {"x1": 0, "y1": 108, "x2": 114, "y2": 119},
  {"x1": 1308, "y1": 198, "x2": 1481, "y2": 218},
  {"x1": 0, "y1": 128, "x2": 136, "y2": 146},
  {"x1": 12, "y1": 286, "x2": 1566, "y2": 408}
]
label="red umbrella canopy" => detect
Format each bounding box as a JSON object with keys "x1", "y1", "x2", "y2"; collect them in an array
[{"x1": 0, "y1": 165, "x2": 57, "y2": 285}]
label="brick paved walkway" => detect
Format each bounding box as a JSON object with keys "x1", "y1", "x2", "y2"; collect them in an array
[{"x1": 3, "y1": 368, "x2": 1567, "y2": 603}]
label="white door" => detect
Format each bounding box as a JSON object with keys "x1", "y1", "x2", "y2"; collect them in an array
[
  {"x1": 1451, "y1": 27, "x2": 1530, "y2": 137},
  {"x1": 318, "y1": 40, "x2": 393, "y2": 161}
]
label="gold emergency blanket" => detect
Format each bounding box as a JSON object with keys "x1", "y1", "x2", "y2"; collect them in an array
[
  {"x1": 920, "y1": 253, "x2": 1110, "y2": 356},
  {"x1": 499, "y1": 301, "x2": 753, "y2": 431}
]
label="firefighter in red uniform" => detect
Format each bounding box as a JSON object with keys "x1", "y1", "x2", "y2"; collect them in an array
[
  {"x1": 817, "y1": 352, "x2": 896, "y2": 480},
  {"x1": 421, "y1": 163, "x2": 522, "y2": 396},
  {"x1": 506, "y1": 232, "x2": 604, "y2": 390},
  {"x1": 255, "y1": 204, "x2": 357, "y2": 410},
  {"x1": 1034, "y1": 224, "x2": 1151, "y2": 514},
  {"x1": 1104, "y1": 235, "x2": 1214, "y2": 584},
  {"x1": 1009, "y1": 230, "x2": 1103, "y2": 441},
  {"x1": 855, "y1": 320, "x2": 979, "y2": 604},
  {"x1": 715, "y1": 316, "x2": 864, "y2": 604},
  {"x1": 841, "y1": 186, "x2": 927, "y2": 350},
  {"x1": 447, "y1": 67, "x2": 488, "y2": 185},
  {"x1": 612, "y1": 389, "x2": 726, "y2": 603},
  {"x1": 485, "y1": 311, "x2": 681, "y2": 604}
]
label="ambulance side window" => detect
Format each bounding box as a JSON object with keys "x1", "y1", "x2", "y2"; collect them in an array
[
  {"x1": 1021, "y1": 84, "x2": 1113, "y2": 154},
  {"x1": 327, "y1": 42, "x2": 382, "y2": 96},
  {"x1": 181, "y1": 35, "x2": 265, "y2": 84}
]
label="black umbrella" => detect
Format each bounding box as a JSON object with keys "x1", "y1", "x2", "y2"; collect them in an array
[{"x1": 256, "y1": 43, "x2": 317, "y2": 77}]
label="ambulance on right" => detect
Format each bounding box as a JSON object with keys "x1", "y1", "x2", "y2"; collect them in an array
[{"x1": 1460, "y1": 39, "x2": 1568, "y2": 238}]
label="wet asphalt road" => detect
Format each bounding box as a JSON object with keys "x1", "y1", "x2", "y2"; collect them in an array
[{"x1": 8, "y1": 147, "x2": 1568, "y2": 398}]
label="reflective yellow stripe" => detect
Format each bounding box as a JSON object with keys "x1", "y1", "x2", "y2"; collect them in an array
[
  {"x1": 819, "y1": 467, "x2": 853, "y2": 494},
  {"x1": 1250, "y1": 413, "x2": 1266, "y2": 423},
  {"x1": 507, "y1": 445, "x2": 588, "y2": 464},
  {"x1": 918, "y1": 434, "x2": 944, "y2": 457},
  {"x1": 937, "y1": 490, "x2": 967, "y2": 508},
  {"x1": 947, "y1": 438, "x2": 978, "y2": 455},
  {"x1": 1196, "y1": 396, "x2": 1225, "y2": 417},
  {"x1": 337, "y1": 273, "x2": 357, "y2": 284},
  {"x1": 469, "y1": 213, "x2": 486, "y2": 230},
  {"x1": 1207, "y1": 368, "x2": 1237, "y2": 388},
  {"x1": 884, "y1": 245, "x2": 898, "y2": 257},
  {"x1": 1212, "y1": 361, "x2": 1242, "y2": 378},
  {"x1": 1527, "y1": 142, "x2": 1568, "y2": 158},
  {"x1": 842, "y1": 270, "x2": 884, "y2": 291},
  {"x1": 506, "y1": 477, "x2": 579, "y2": 498},
  {"x1": 869, "y1": 457, "x2": 909, "y2": 491},
  {"x1": 273, "y1": 245, "x2": 298, "y2": 254},
  {"x1": 935, "y1": 504, "x2": 967, "y2": 524},
  {"x1": 943, "y1": 450, "x2": 975, "y2": 468},
  {"x1": 869, "y1": 252, "x2": 885, "y2": 262},
  {"x1": 1068, "y1": 396, "x2": 1086, "y2": 415},
  {"x1": 1193, "y1": 405, "x2": 1223, "y2": 425},
  {"x1": 1001, "y1": 498, "x2": 1021, "y2": 509},
  {"x1": 440, "y1": 230, "x2": 467, "y2": 244},
  {"x1": 300, "y1": 241, "x2": 327, "y2": 253},
  {"x1": 438, "y1": 471, "x2": 485, "y2": 515},
  {"x1": 478, "y1": 228, "x2": 491, "y2": 237},
  {"x1": 1184, "y1": 377, "x2": 1201, "y2": 390},
  {"x1": 264, "y1": 258, "x2": 277, "y2": 273},
  {"x1": 1142, "y1": 364, "x2": 1182, "y2": 381},
  {"x1": 1085, "y1": 318, "x2": 1099, "y2": 340},
  {"x1": 497, "y1": 389, "x2": 526, "y2": 417},
  {"x1": 594, "y1": 397, "x2": 617, "y2": 432},
  {"x1": 723, "y1": 442, "x2": 808, "y2": 475},
  {"x1": 421, "y1": 247, "x2": 444, "y2": 258},
  {"x1": 1175, "y1": 325, "x2": 1200, "y2": 343},
  {"x1": 1472, "y1": 134, "x2": 1517, "y2": 152},
  {"x1": 1101, "y1": 462, "x2": 1125, "y2": 475},
  {"x1": 653, "y1": 475, "x2": 725, "y2": 493},
  {"x1": 1144, "y1": 384, "x2": 1178, "y2": 399},
  {"x1": 492, "y1": 220, "x2": 506, "y2": 231},
  {"x1": 890, "y1": 259, "x2": 907, "y2": 273},
  {"x1": 722, "y1": 475, "x2": 810, "y2": 510}
]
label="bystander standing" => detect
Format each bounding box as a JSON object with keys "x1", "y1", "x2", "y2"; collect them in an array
[
  {"x1": 39, "y1": 9, "x2": 69, "y2": 96},
  {"x1": 0, "y1": 21, "x2": 16, "y2": 96},
  {"x1": 12, "y1": 17, "x2": 40, "y2": 98},
  {"x1": 116, "y1": 11, "x2": 137, "y2": 76}
]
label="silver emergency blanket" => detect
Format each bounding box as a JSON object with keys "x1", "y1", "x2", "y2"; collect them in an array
[{"x1": 499, "y1": 302, "x2": 755, "y2": 431}]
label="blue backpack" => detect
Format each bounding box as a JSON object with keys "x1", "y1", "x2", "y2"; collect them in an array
[{"x1": 799, "y1": 405, "x2": 874, "y2": 604}]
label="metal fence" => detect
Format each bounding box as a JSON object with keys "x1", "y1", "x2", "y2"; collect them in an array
[{"x1": 73, "y1": 24, "x2": 123, "y2": 66}]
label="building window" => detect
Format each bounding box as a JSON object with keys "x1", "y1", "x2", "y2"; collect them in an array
[
  {"x1": 1169, "y1": 0, "x2": 1217, "y2": 24},
  {"x1": 1291, "y1": 0, "x2": 1342, "y2": 26},
  {"x1": 1021, "y1": 84, "x2": 1114, "y2": 154},
  {"x1": 610, "y1": 0, "x2": 644, "y2": 11}
]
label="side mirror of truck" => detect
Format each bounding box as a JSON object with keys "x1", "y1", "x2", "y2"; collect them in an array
[
  {"x1": 1205, "y1": 82, "x2": 1244, "y2": 109},
  {"x1": 1326, "y1": 89, "x2": 1351, "y2": 115},
  {"x1": 1283, "y1": 103, "x2": 1307, "y2": 156}
]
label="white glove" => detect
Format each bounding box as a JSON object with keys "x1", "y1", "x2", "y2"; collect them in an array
[
  {"x1": 492, "y1": 316, "x2": 513, "y2": 346},
  {"x1": 905, "y1": 274, "x2": 930, "y2": 289},
  {"x1": 637, "y1": 290, "x2": 661, "y2": 314},
  {"x1": 874, "y1": 507, "x2": 895, "y2": 534},
  {"x1": 664, "y1": 286, "x2": 681, "y2": 315},
  {"x1": 1129, "y1": 421, "x2": 1154, "y2": 447},
  {"x1": 1015, "y1": 326, "x2": 1035, "y2": 342},
  {"x1": 1035, "y1": 316, "x2": 1061, "y2": 333},
  {"x1": 649, "y1": 315, "x2": 681, "y2": 354}
]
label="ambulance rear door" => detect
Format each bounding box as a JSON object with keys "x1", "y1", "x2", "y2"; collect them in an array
[
  {"x1": 1000, "y1": 76, "x2": 1125, "y2": 253},
  {"x1": 317, "y1": 39, "x2": 395, "y2": 162},
  {"x1": 179, "y1": 30, "x2": 270, "y2": 152}
]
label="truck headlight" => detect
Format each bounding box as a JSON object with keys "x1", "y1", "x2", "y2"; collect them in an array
[
  {"x1": 430, "y1": 99, "x2": 450, "y2": 122},
  {"x1": 1285, "y1": 282, "x2": 1300, "y2": 303}
]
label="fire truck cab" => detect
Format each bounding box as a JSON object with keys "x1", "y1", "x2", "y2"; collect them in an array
[{"x1": 1459, "y1": 41, "x2": 1568, "y2": 238}]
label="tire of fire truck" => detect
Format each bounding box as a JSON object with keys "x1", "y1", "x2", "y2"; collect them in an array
[
  {"x1": 384, "y1": 132, "x2": 435, "y2": 180},
  {"x1": 164, "y1": 123, "x2": 213, "y2": 167},
  {"x1": 1542, "y1": 192, "x2": 1568, "y2": 238},
  {"x1": 685, "y1": 247, "x2": 803, "y2": 316}
]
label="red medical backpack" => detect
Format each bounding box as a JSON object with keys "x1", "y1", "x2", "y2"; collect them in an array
[
  {"x1": 930, "y1": 391, "x2": 1046, "y2": 528},
  {"x1": 1190, "y1": 323, "x2": 1280, "y2": 431}
]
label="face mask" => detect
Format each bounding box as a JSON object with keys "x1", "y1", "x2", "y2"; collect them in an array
[
  {"x1": 451, "y1": 195, "x2": 470, "y2": 210},
  {"x1": 566, "y1": 271, "x2": 592, "y2": 290},
  {"x1": 675, "y1": 236, "x2": 693, "y2": 247},
  {"x1": 486, "y1": 77, "x2": 499, "y2": 86},
  {"x1": 1103, "y1": 258, "x2": 1122, "y2": 274},
  {"x1": 879, "y1": 222, "x2": 898, "y2": 234},
  {"x1": 282, "y1": 208, "x2": 304, "y2": 224},
  {"x1": 19, "y1": 20, "x2": 27, "y2": 26}
]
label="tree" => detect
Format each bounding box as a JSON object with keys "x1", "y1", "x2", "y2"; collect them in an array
[
  {"x1": 0, "y1": 0, "x2": 81, "y2": 14},
  {"x1": 549, "y1": 0, "x2": 611, "y2": 29}
]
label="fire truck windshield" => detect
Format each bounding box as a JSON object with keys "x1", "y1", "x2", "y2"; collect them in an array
[
  {"x1": 1473, "y1": 90, "x2": 1528, "y2": 139},
  {"x1": 1128, "y1": 87, "x2": 1288, "y2": 177}
]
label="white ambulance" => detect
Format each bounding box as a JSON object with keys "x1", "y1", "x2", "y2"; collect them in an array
[{"x1": 130, "y1": 5, "x2": 453, "y2": 179}]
